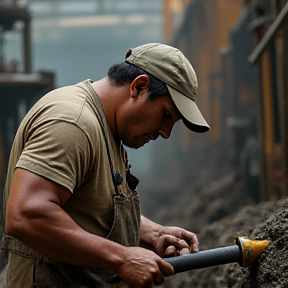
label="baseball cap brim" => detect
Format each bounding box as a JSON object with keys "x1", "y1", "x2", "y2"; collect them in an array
[{"x1": 167, "y1": 85, "x2": 210, "y2": 133}]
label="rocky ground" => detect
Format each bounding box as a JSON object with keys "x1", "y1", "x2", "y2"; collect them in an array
[{"x1": 160, "y1": 199, "x2": 288, "y2": 288}]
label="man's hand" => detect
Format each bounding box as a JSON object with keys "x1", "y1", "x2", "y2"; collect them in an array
[
  {"x1": 151, "y1": 226, "x2": 200, "y2": 258},
  {"x1": 140, "y1": 216, "x2": 200, "y2": 258},
  {"x1": 115, "y1": 246, "x2": 174, "y2": 287}
]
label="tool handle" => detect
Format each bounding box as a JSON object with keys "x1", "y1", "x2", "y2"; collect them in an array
[{"x1": 165, "y1": 245, "x2": 241, "y2": 274}]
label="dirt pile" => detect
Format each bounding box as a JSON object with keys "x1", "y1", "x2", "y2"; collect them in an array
[
  {"x1": 224, "y1": 199, "x2": 288, "y2": 288},
  {"x1": 161, "y1": 199, "x2": 288, "y2": 288}
]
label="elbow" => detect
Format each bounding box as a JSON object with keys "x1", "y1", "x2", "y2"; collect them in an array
[
  {"x1": 5, "y1": 200, "x2": 36, "y2": 241},
  {"x1": 5, "y1": 208, "x2": 27, "y2": 240}
]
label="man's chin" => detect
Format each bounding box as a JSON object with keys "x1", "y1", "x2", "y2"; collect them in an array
[
  {"x1": 125, "y1": 144, "x2": 144, "y2": 149},
  {"x1": 123, "y1": 140, "x2": 146, "y2": 149}
]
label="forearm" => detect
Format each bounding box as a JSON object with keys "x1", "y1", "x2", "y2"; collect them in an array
[
  {"x1": 139, "y1": 215, "x2": 163, "y2": 251},
  {"x1": 6, "y1": 201, "x2": 126, "y2": 271}
]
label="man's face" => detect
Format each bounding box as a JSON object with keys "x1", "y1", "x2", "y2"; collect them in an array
[{"x1": 117, "y1": 91, "x2": 181, "y2": 149}]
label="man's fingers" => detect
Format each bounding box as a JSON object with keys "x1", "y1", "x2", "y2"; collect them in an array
[
  {"x1": 165, "y1": 241, "x2": 191, "y2": 257},
  {"x1": 163, "y1": 238, "x2": 199, "y2": 256},
  {"x1": 175, "y1": 239, "x2": 190, "y2": 256},
  {"x1": 155, "y1": 235, "x2": 178, "y2": 257},
  {"x1": 179, "y1": 247, "x2": 190, "y2": 256},
  {"x1": 164, "y1": 245, "x2": 177, "y2": 257},
  {"x1": 153, "y1": 258, "x2": 173, "y2": 286},
  {"x1": 155, "y1": 230, "x2": 200, "y2": 257},
  {"x1": 179, "y1": 231, "x2": 200, "y2": 253},
  {"x1": 189, "y1": 233, "x2": 200, "y2": 253},
  {"x1": 153, "y1": 272, "x2": 165, "y2": 286},
  {"x1": 192, "y1": 243, "x2": 200, "y2": 253},
  {"x1": 158, "y1": 259, "x2": 174, "y2": 278},
  {"x1": 177, "y1": 239, "x2": 189, "y2": 249}
]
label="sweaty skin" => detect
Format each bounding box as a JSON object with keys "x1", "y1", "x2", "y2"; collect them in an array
[{"x1": 6, "y1": 76, "x2": 200, "y2": 287}]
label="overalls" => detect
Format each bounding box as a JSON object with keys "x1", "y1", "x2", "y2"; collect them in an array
[{"x1": 1, "y1": 81, "x2": 141, "y2": 287}]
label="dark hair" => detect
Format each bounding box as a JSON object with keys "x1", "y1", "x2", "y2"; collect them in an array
[{"x1": 107, "y1": 62, "x2": 169, "y2": 100}]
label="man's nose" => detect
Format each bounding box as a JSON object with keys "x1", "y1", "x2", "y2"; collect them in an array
[{"x1": 159, "y1": 124, "x2": 173, "y2": 139}]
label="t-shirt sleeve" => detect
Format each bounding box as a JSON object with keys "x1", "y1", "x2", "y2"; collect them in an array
[{"x1": 16, "y1": 120, "x2": 93, "y2": 193}]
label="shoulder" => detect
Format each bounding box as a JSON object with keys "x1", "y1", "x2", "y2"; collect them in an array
[
  {"x1": 33, "y1": 83, "x2": 93, "y2": 122},
  {"x1": 24, "y1": 82, "x2": 102, "y2": 138}
]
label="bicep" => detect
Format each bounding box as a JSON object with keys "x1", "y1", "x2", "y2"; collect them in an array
[
  {"x1": 12, "y1": 167, "x2": 71, "y2": 204},
  {"x1": 6, "y1": 168, "x2": 71, "y2": 233}
]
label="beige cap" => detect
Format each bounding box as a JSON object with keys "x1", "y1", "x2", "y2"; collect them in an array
[{"x1": 125, "y1": 43, "x2": 210, "y2": 133}]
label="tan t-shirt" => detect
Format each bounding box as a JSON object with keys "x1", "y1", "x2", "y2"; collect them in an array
[{"x1": 3, "y1": 80, "x2": 129, "y2": 237}]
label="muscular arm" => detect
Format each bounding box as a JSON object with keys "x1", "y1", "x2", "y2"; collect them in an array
[
  {"x1": 6, "y1": 168, "x2": 173, "y2": 285},
  {"x1": 6, "y1": 168, "x2": 125, "y2": 268}
]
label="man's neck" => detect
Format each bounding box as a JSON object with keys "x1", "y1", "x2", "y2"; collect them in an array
[{"x1": 91, "y1": 77, "x2": 129, "y2": 140}]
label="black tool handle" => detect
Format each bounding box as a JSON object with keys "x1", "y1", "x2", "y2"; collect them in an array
[{"x1": 165, "y1": 244, "x2": 241, "y2": 274}]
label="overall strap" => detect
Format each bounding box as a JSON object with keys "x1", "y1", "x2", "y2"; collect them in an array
[{"x1": 83, "y1": 80, "x2": 123, "y2": 192}]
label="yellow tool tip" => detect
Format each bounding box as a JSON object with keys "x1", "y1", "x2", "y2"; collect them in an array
[{"x1": 234, "y1": 236, "x2": 270, "y2": 266}]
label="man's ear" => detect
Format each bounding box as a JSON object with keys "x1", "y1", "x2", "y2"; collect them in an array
[{"x1": 130, "y1": 74, "x2": 150, "y2": 98}]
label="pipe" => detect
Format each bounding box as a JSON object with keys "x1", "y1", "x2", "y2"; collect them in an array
[{"x1": 165, "y1": 245, "x2": 241, "y2": 274}]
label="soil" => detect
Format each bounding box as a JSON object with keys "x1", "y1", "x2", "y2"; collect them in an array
[
  {"x1": 159, "y1": 196, "x2": 288, "y2": 288},
  {"x1": 225, "y1": 199, "x2": 288, "y2": 288}
]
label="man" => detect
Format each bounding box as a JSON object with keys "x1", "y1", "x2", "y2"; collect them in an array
[{"x1": 2, "y1": 43, "x2": 210, "y2": 287}]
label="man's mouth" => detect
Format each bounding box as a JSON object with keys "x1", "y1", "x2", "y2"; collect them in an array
[
  {"x1": 141, "y1": 134, "x2": 158, "y2": 146},
  {"x1": 145, "y1": 135, "x2": 151, "y2": 143},
  {"x1": 148, "y1": 134, "x2": 159, "y2": 141}
]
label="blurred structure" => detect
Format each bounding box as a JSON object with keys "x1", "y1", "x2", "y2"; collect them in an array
[
  {"x1": 161, "y1": 0, "x2": 288, "y2": 202},
  {"x1": 248, "y1": 0, "x2": 288, "y2": 201},
  {"x1": 0, "y1": 0, "x2": 55, "y2": 233}
]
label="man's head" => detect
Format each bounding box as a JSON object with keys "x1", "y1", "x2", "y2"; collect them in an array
[
  {"x1": 125, "y1": 43, "x2": 210, "y2": 133},
  {"x1": 105, "y1": 43, "x2": 209, "y2": 149},
  {"x1": 107, "y1": 62, "x2": 181, "y2": 148}
]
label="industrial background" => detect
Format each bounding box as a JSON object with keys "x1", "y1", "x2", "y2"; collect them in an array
[{"x1": 0, "y1": 0, "x2": 288, "y2": 287}]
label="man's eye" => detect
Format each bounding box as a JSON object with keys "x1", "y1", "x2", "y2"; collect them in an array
[{"x1": 164, "y1": 110, "x2": 171, "y2": 119}]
